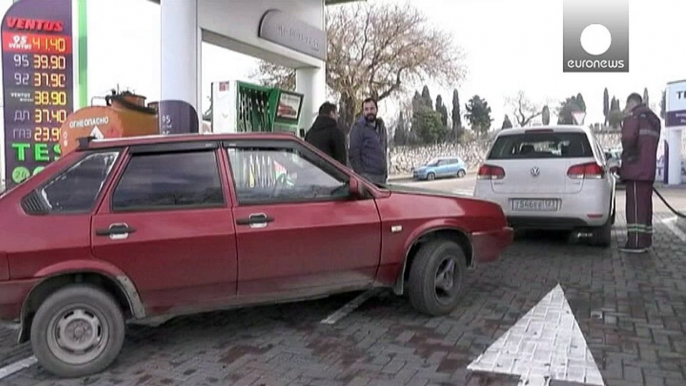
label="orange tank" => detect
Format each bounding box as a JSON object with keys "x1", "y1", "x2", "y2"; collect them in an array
[{"x1": 60, "y1": 91, "x2": 159, "y2": 154}]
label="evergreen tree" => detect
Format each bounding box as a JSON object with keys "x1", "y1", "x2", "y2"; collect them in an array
[
  {"x1": 393, "y1": 111, "x2": 408, "y2": 146},
  {"x1": 603, "y1": 88, "x2": 610, "y2": 126},
  {"x1": 451, "y1": 89, "x2": 462, "y2": 141},
  {"x1": 421, "y1": 85, "x2": 433, "y2": 109},
  {"x1": 576, "y1": 93, "x2": 586, "y2": 111},
  {"x1": 501, "y1": 115, "x2": 513, "y2": 129},
  {"x1": 436, "y1": 94, "x2": 449, "y2": 128},
  {"x1": 542, "y1": 105, "x2": 550, "y2": 125},
  {"x1": 643, "y1": 87, "x2": 649, "y2": 106},
  {"x1": 464, "y1": 95, "x2": 493, "y2": 135},
  {"x1": 660, "y1": 89, "x2": 666, "y2": 119}
]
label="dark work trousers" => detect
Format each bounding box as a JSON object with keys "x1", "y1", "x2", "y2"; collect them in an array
[{"x1": 624, "y1": 180, "x2": 653, "y2": 249}]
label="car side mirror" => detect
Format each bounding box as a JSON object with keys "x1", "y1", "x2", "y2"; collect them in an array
[{"x1": 348, "y1": 177, "x2": 365, "y2": 198}]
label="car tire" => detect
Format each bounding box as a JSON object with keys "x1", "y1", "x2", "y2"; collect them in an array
[
  {"x1": 590, "y1": 218, "x2": 612, "y2": 248},
  {"x1": 407, "y1": 239, "x2": 467, "y2": 316},
  {"x1": 457, "y1": 169, "x2": 466, "y2": 178},
  {"x1": 427, "y1": 172, "x2": 435, "y2": 181},
  {"x1": 30, "y1": 284, "x2": 126, "y2": 378}
]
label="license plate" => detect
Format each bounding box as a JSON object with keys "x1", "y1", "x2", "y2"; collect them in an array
[{"x1": 511, "y1": 199, "x2": 559, "y2": 211}]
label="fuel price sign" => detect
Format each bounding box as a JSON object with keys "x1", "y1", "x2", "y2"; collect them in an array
[{"x1": 2, "y1": 0, "x2": 74, "y2": 188}]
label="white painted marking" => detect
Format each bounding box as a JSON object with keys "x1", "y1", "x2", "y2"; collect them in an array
[
  {"x1": 320, "y1": 290, "x2": 376, "y2": 325},
  {"x1": 90, "y1": 125, "x2": 104, "y2": 139},
  {"x1": 661, "y1": 216, "x2": 686, "y2": 242},
  {"x1": 453, "y1": 189, "x2": 474, "y2": 196},
  {"x1": 0, "y1": 356, "x2": 37, "y2": 380},
  {"x1": 467, "y1": 283, "x2": 605, "y2": 386}
]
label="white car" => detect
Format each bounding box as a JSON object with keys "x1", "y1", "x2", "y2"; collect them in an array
[{"x1": 473, "y1": 125, "x2": 616, "y2": 247}]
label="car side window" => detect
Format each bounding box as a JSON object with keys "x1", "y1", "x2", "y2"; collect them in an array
[
  {"x1": 226, "y1": 145, "x2": 349, "y2": 205},
  {"x1": 111, "y1": 150, "x2": 224, "y2": 212},
  {"x1": 38, "y1": 151, "x2": 120, "y2": 213}
]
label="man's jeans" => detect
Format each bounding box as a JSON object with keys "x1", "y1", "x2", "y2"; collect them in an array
[{"x1": 362, "y1": 173, "x2": 386, "y2": 185}]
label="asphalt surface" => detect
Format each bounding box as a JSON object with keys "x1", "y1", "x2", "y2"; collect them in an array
[{"x1": 2, "y1": 175, "x2": 686, "y2": 386}]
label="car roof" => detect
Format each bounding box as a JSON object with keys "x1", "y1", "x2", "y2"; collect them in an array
[
  {"x1": 79, "y1": 132, "x2": 300, "y2": 151},
  {"x1": 494, "y1": 125, "x2": 592, "y2": 137}
]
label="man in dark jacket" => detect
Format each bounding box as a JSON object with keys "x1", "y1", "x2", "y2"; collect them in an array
[
  {"x1": 619, "y1": 93, "x2": 661, "y2": 253},
  {"x1": 348, "y1": 97, "x2": 388, "y2": 185},
  {"x1": 304, "y1": 102, "x2": 347, "y2": 165}
]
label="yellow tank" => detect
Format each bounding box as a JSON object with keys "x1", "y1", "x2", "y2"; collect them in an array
[{"x1": 60, "y1": 91, "x2": 159, "y2": 154}]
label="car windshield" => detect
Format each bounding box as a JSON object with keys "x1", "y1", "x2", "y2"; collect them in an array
[
  {"x1": 425, "y1": 158, "x2": 440, "y2": 166},
  {"x1": 487, "y1": 132, "x2": 594, "y2": 159}
]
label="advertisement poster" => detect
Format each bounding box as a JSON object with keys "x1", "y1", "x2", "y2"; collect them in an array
[
  {"x1": 276, "y1": 91, "x2": 302, "y2": 120},
  {"x1": 1, "y1": 0, "x2": 74, "y2": 189}
]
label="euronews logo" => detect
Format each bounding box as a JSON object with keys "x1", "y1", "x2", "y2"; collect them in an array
[{"x1": 563, "y1": 0, "x2": 629, "y2": 73}]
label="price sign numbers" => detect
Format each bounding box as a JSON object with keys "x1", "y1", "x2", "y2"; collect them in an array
[
  {"x1": 34, "y1": 108, "x2": 67, "y2": 124},
  {"x1": 33, "y1": 72, "x2": 66, "y2": 88},
  {"x1": 33, "y1": 127, "x2": 61, "y2": 142},
  {"x1": 13, "y1": 54, "x2": 29, "y2": 68},
  {"x1": 14, "y1": 72, "x2": 29, "y2": 85},
  {"x1": 34, "y1": 90, "x2": 67, "y2": 106},
  {"x1": 33, "y1": 54, "x2": 66, "y2": 70}
]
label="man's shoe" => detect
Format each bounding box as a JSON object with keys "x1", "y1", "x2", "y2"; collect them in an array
[{"x1": 619, "y1": 246, "x2": 648, "y2": 254}]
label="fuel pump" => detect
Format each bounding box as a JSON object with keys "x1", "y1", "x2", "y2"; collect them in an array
[{"x1": 210, "y1": 80, "x2": 305, "y2": 137}]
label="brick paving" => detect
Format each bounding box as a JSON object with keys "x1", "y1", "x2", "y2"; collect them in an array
[{"x1": 1, "y1": 212, "x2": 685, "y2": 386}]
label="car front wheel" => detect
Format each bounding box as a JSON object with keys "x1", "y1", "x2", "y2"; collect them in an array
[
  {"x1": 30, "y1": 284, "x2": 126, "y2": 378},
  {"x1": 427, "y1": 172, "x2": 435, "y2": 181},
  {"x1": 407, "y1": 239, "x2": 467, "y2": 316}
]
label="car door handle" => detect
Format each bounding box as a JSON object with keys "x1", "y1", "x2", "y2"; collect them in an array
[
  {"x1": 236, "y1": 213, "x2": 274, "y2": 228},
  {"x1": 95, "y1": 223, "x2": 136, "y2": 240}
]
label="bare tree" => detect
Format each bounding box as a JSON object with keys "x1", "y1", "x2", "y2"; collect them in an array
[
  {"x1": 506, "y1": 90, "x2": 542, "y2": 127},
  {"x1": 250, "y1": 61, "x2": 296, "y2": 91},
  {"x1": 251, "y1": 2, "x2": 467, "y2": 129}
]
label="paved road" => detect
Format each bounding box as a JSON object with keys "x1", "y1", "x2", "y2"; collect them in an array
[{"x1": 2, "y1": 180, "x2": 686, "y2": 386}]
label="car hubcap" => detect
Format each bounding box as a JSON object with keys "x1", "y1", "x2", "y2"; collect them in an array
[
  {"x1": 47, "y1": 306, "x2": 108, "y2": 365},
  {"x1": 434, "y1": 258, "x2": 460, "y2": 304}
]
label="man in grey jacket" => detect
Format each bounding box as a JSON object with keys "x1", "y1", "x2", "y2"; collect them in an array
[{"x1": 348, "y1": 98, "x2": 388, "y2": 185}]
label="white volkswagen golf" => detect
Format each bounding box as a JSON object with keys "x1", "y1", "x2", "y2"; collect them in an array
[{"x1": 473, "y1": 125, "x2": 616, "y2": 247}]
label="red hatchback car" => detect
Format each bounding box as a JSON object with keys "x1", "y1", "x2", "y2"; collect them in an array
[{"x1": 0, "y1": 133, "x2": 513, "y2": 378}]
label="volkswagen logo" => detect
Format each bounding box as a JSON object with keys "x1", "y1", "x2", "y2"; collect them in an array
[{"x1": 530, "y1": 167, "x2": 540, "y2": 176}]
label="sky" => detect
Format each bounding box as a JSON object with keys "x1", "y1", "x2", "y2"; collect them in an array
[{"x1": 1, "y1": 0, "x2": 685, "y2": 130}]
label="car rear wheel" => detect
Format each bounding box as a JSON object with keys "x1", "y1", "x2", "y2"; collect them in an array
[
  {"x1": 427, "y1": 172, "x2": 435, "y2": 181},
  {"x1": 457, "y1": 169, "x2": 466, "y2": 178},
  {"x1": 408, "y1": 239, "x2": 466, "y2": 316},
  {"x1": 30, "y1": 284, "x2": 125, "y2": 378},
  {"x1": 590, "y1": 218, "x2": 612, "y2": 247}
]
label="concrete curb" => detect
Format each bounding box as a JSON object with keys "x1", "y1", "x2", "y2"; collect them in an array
[{"x1": 387, "y1": 167, "x2": 479, "y2": 182}]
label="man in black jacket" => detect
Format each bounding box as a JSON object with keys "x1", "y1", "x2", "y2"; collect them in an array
[{"x1": 305, "y1": 102, "x2": 347, "y2": 165}]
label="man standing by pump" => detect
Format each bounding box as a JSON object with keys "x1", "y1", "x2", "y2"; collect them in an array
[
  {"x1": 348, "y1": 97, "x2": 388, "y2": 185},
  {"x1": 619, "y1": 93, "x2": 661, "y2": 253},
  {"x1": 305, "y1": 102, "x2": 347, "y2": 165}
]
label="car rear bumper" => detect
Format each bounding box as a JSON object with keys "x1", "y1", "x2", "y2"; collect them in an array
[
  {"x1": 473, "y1": 188, "x2": 611, "y2": 229},
  {"x1": 506, "y1": 216, "x2": 594, "y2": 229},
  {"x1": 471, "y1": 226, "x2": 514, "y2": 264},
  {"x1": 0, "y1": 279, "x2": 37, "y2": 322}
]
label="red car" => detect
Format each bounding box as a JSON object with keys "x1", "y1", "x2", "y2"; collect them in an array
[{"x1": 0, "y1": 133, "x2": 512, "y2": 378}]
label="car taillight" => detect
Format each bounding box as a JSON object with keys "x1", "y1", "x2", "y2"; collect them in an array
[
  {"x1": 478, "y1": 164, "x2": 505, "y2": 180},
  {"x1": 567, "y1": 162, "x2": 604, "y2": 179}
]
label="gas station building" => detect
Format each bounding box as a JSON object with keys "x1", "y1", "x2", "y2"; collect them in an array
[
  {"x1": 150, "y1": 0, "x2": 362, "y2": 131},
  {"x1": 150, "y1": 0, "x2": 686, "y2": 185}
]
